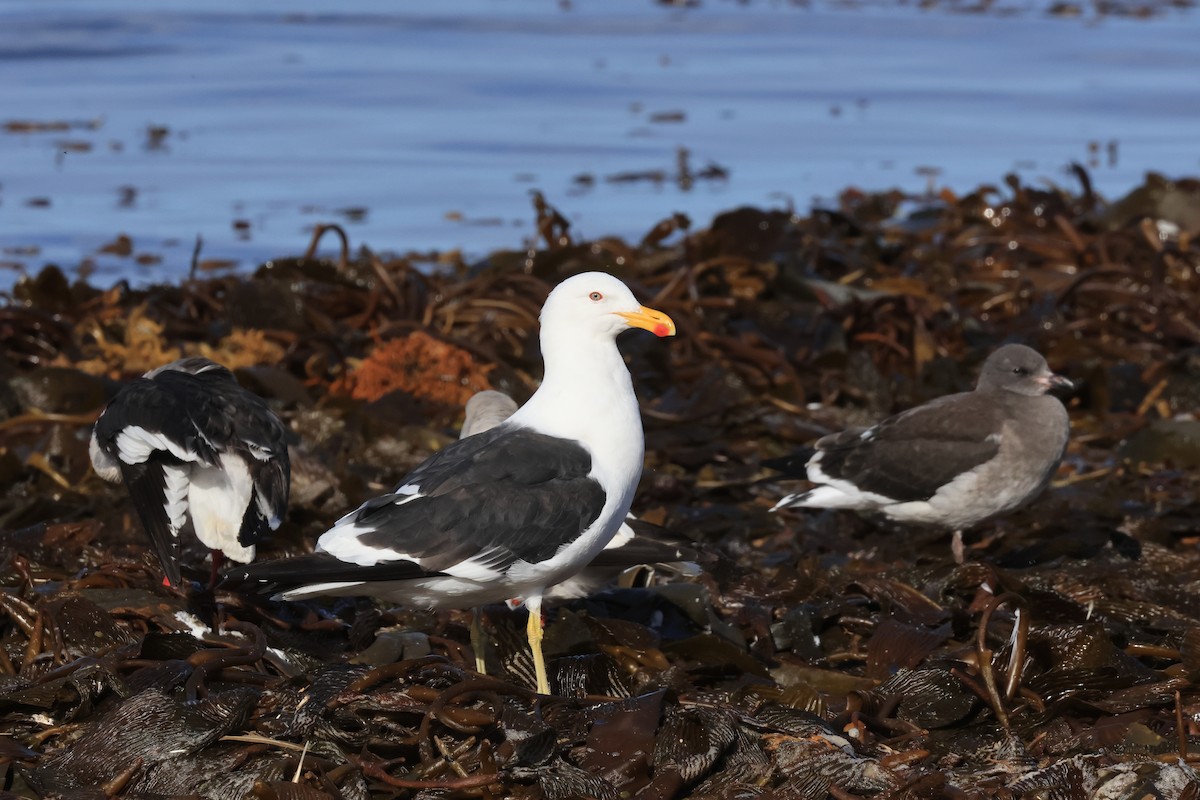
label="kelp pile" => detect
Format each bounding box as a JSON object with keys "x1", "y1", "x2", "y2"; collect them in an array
[{"x1": 1, "y1": 168, "x2": 1200, "y2": 798}]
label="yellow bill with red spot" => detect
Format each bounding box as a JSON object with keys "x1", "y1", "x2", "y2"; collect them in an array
[{"x1": 616, "y1": 305, "x2": 677, "y2": 338}]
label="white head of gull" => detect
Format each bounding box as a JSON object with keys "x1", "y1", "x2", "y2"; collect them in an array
[{"x1": 226, "y1": 272, "x2": 676, "y2": 694}]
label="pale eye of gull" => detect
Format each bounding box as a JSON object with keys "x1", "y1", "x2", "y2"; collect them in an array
[{"x1": 589, "y1": 291, "x2": 603, "y2": 301}]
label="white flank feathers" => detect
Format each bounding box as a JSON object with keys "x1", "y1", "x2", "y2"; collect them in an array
[
  {"x1": 771, "y1": 452, "x2": 894, "y2": 511},
  {"x1": 188, "y1": 452, "x2": 256, "y2": 563},
  {"x1": 603, "y1": 521, "x2": 636, "y2": 550},
  {"x1": 280, "y1": 581, "x2": 365, "y2": 599}
]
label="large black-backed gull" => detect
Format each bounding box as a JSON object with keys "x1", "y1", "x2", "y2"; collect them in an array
[
  {"x1": 226, "y1": 272, "x2": 676, "y2": 695},
  {"x1": 90, "y1": 357, "x2": 290, "y2": 587},
  {"x1": 772, "y1": 344, "x2": 1071, "y2": 560}
]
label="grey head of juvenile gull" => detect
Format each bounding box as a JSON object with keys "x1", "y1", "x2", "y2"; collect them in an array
[
  {"x1": 223, "y1": 272, "x2": 677, "y2": 695},
  {"x1": 460, "y1": 390, "x2": 520, "y2": 440},
  {"x1": 771, "y1": 344, "x2": 1072, "y2": 540},
  {"x1": 90, "y1": 357, "x2": 291, "y2": 588}
]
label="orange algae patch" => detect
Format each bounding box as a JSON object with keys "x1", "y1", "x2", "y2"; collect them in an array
[{"x1": 333, "y1": 331, "x2": 492, "y2": 405}]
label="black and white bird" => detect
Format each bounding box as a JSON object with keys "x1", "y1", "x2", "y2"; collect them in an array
[
  {"x1": 771, "y1": 344, "x2": 1071, "y2": 557},
  {"x1": 90, "y1": 357, "x2": 290, "y2": 588},
  {"x1": 459, "y1": 388, "x2": 698, "y2": 604},
  {"x1": 225, "y1": 272, "x2": 676, "y2": 695}
]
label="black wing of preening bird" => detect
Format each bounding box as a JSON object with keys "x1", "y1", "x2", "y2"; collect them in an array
[
  {"x1": 90, "y1": 357, "x2": 290, "y2": 587},
  {"x1": 772, "y1": 344, "x2": 1071, "y2": 532}
]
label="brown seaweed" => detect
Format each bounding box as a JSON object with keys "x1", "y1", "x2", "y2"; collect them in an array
[{"x1": 1, "y1": 168, "x2": 1199, "y2": 796}]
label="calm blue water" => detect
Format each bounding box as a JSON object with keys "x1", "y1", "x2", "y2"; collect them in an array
[{"x1": 1, "y1": 0, "x2": 1198, "y2": 287}]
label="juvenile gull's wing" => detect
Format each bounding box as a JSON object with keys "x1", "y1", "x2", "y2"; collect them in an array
[{"x1": 811, "y1": 392, "x2": 1006, "y2": 503}]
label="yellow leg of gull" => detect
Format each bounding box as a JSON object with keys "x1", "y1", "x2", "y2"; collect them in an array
[
  {"x1": 525, "y1": 594, "x2": 549, "y2": 695},
  {"x1": 470, "y1": 607, "x2": 487, "y2": 676}
]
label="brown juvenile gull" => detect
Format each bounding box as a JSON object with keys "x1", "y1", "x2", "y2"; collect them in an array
[
  {"x1": 225, "y1": 272, "x2": 676, "y2": 695},
  {"x1": 90, "y1": 357, "x2": 291, "y2": 588},
  {"x1": 771, "y1": 344, "x2": 1071, "y2": 560}
]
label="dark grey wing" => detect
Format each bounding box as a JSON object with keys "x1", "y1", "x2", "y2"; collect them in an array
[
  {"x1": 322, "y1": 426, "x2": 607, "y2": 572},
  {"x1": 391, "y1": 423, "x2": 511, "y2": 492},
  {"x1": 814, "y1": 393, "x2": 1004, "y2": 503}
]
